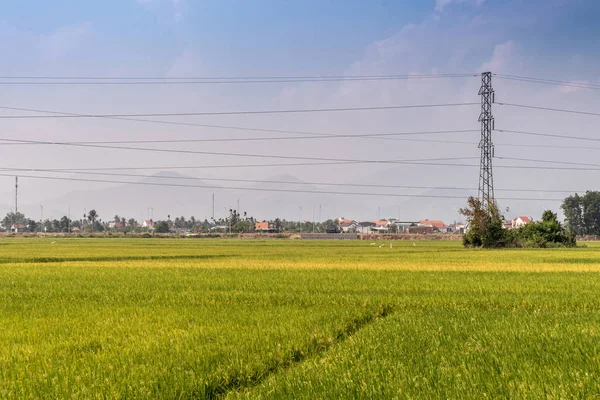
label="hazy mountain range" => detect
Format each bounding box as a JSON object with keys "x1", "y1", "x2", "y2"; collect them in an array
[{"x1": 4, "y1": 167, "x2": 562, "y2": 225}]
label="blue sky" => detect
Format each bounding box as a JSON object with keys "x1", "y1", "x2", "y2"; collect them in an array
[
  {"x1": 1, "y1": 0, "x2": 600, "y2": 221},
  {"x1": 3, "y1": 0, "x2": 599, "y2": 77}
]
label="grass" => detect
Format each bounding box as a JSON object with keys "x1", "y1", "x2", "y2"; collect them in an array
[{"x1": 1, "y1": 238, "x2": 600, "y2": 398}]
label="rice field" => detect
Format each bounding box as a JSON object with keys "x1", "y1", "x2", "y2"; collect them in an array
[{"x1": 1, "y1": 238, "x2": 600, "y2": 398}]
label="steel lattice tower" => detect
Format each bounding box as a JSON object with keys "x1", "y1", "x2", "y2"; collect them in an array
[{"x1": 478, "y1": 71, "x2": 495, "y2": 210}]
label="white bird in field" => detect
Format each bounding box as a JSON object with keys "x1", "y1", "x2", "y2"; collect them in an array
[
  {"x1": 379, "y1": 244, "x2": 384, "y2": 248},
  {"x1": 413, "y1": 242, "x2": 416, "y2": 247},
  {"x1": 390, "y1": 243, "x2": 392, "y2": 249},
  {"x1": 370, "y1": 243, "x2": 376, "y2": 246},
  {"x1": 51, "y1": 241, "x2": 56, "y2": 244}
]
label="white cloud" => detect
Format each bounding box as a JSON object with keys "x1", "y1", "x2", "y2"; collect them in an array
[
  {"x1": 39, "y1": 23, "x2": 90, "y2": 61},
  {"x1": 435, "y1": 0, "x2": 486, "y2": 13},
  {"x1": 479, "y1": 41, "x2": 518, "y2": 73},
  {"x1": 166, "y1": 48, "x2": 203, "y2": 77}
]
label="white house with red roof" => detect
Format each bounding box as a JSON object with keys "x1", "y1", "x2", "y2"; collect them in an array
[
  {"x1": 337, "y1": 218, "x2": 358, "y2": 233},
  {"x1": 512, "y1": 216, "x2": 531, "y2": 229}
]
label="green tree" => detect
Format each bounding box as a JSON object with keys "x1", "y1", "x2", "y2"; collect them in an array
[
  {"x1": 459, "y1": 197, "x2": 506, "y2": 248},
  {"x1": 561, "y1": 193, "x2": 584, "y2": 235},
  {"x1": 60, "y1": 216, "x2": 70, "y2": 232},
  {"x1": 2, "y1": 212, "x2": 26, "y2": 231},
  {"x1": 87, "y1": 210, "x2": 99, "y2": 232},
  {"x1": 155, "y1": 221, "x2": 170, "y2": 233}
]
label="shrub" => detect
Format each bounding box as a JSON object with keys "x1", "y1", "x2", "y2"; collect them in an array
[{"x1": 460, "y1": 197, "x2": 506, "y2": 248}]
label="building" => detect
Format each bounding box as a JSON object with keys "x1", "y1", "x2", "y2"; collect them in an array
[
  {"x1": 108, "y1": 221, "x2": 123, "y2": 229},
  {"x1": 11, "y1": 224, "x2": 26, "y2": 233},
  {"x1": 357, "y1": 221, "x2": 374, "y2": 234},
  {"x1": 419, "y1": 219, "x2": 448, "y2": 232},
  {"x1": 142, "y1": 220, "x2": 154, "y2": 229},
  {"x1": 407, "y1": 225, "x2": 434, "y2": 234},
  {"x1": 371, "y1": 220, "x2": 391, "y2": 233},
  {"x1": 512, "y1": 216, "x2": 531, "y2": 229},
  {"x1": 448, "y1": 223, "x2": 466, "y2": 234},
  {"x1": 338, "y1": 219, "x2": 358, "y2": 233},
  {"x1": 255, "y1": 221, "x2": 275, "y2": 233}
]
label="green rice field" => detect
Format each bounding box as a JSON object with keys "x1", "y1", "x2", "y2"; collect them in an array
[{"x1": 1, "y1": 238, "x2": 600, "y2": 398}]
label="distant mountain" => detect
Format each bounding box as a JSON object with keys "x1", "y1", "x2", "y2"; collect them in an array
[{"x1": 14, "y1": 168, "x2": 562, "y2": 224}]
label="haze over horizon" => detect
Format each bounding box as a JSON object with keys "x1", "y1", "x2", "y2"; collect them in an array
[{"x1": 2, "y1": 0, "x2": 600, "y2": 223}]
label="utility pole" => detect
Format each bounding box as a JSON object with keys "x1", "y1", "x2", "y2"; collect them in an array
[
  {"x1": 237, "y1": 198, "x2": 240, "y2": 213},
  {"x1": 478, "y1": 71, "x2": 495, "y2": 210},
  {"x1": 299, "y1": 206, "x2": 303, "y2": 233},
  {"x1": 212, "y1": 194, "x2": 215, "y2": 220},
  {"x1": 39, "y1": 205, "x2": 43, "y2": 233},
  {"x1": 14, "y1": 177, "x2": 18, "y2": 215}
]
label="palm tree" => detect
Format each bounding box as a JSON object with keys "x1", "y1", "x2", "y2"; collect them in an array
[{"x1": 87, "y1": 209, "x2": 98, "y2": 232}]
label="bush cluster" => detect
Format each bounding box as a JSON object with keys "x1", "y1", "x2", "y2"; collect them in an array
[{"x1": 461, "y1": 197, "x2": 576, "y2": 248}]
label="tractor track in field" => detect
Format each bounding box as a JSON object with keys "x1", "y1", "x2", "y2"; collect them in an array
[{"x1": 203, "y1": 303, "x2": 394, "y2": 399}]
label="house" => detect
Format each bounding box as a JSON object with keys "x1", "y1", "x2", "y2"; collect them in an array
[
  {"x1": 407, "y1": 225, "x2": 434, "y2": 234},
  {"x1": 357, "y1": 221, "x2": 374, "y2": 234},
  {"x1": 142, "y1": 220, "x2": 154, "y2": 229},
  {"x1": 109, "y1": 221, "x2": 123, "y2": 229},
  {"x1": 512, "y1": 216, "x2": 531, "y2": 229},
  {"x1": 11, "y1": 224, "x2": 26, "y2": 233},
  {"x1": 371, "y1": 220, "x2": 391, "y2": 233},
  {"x1": 255, "y1": 221, "x2": 275, "y2": 233},
  {"x1": 394, "y1": 221, "x2": 419, "y2": 233},
  {"x1": 448, "y1": 223, "x2": 466, "y2": 234},
  {"x1": 338, "y1": 219, "x2": 358, "y2": 233},
  {"x1": 419, "y1": 219, "x2": 448, "y2": 232},
  {"x1": 503, "y1": 221, "x2": 513, "y2": 230}
]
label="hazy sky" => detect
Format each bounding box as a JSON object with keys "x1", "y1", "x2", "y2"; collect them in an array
[{"x1": 1, "y1": 0, "x2": 600, "y2": 222}]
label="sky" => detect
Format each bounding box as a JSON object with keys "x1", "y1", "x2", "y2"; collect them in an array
[{"x1": 1, "y1": 0, "x2": 600, "y2": 223}]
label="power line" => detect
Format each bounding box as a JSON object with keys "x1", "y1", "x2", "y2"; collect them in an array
[
  {"x1": 0, "y1": 73, "x2": 477, "y2": 84},
  {"x1": 0, "y1": 102, "x2": 478, "y2": 119},
  {"x1": 0, "y1": 166, "x2": 582, "y2": 193},
  {"x1": 498, "y1": 129, "x2": 600, "y2": 143},
  {"x1": 0, "y1": 172, "x2": 563, "y2": 201},
  {"x1": 0, "y1": 105, "x2": 478, "y2": 145},
  {"x1": 0, "y1": 129, "x2": 480, "y2": 146},
  {"x1": 3, "y1": 157, "x2": 600, "y2": 173},
  {"x1": 0, "y1": 73, "x2": 477, "y2": 79},
  {"x1": 497, "y1": 102, "x2": 600, "y2": 118},
  {"x1": 499, "y1": 156, "x2": 600, "y2": 169},
  {"x1": 0, "y1": 136, "x2": 481, "y2": 164},
  {"x1": 1, "y1": 130, "x2": 598, "y2": 151},
  {"x1": 495, "y1": 74, "x2": 600, "y2": 91}
]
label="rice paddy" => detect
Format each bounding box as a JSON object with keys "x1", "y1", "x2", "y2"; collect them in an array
[{"x1": 1, "y1": 238, "x2": 600, "y2": 398}]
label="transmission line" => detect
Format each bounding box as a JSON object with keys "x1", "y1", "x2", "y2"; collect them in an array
[
  {"x1": 0, "y1": 172, "x2": 562, "y2": 201},
  {"x1": 0, "y1": 105, "x2": 478, "y2": 146},
  {"x1": 0, "y1": 129, "x2": 479, "y2": 146},
  {"x1": 498, "y1": 129, "x2": 600, "y2": 143},
  {"x1": 0, "y1": 166, "x2": 583, "y2": 193},
  {"x1": 497, "y1": 102, "x2": 600, "y2": 117},
  {"x1": 0, "y1": 102, "x2": 478, "y2": 119},
  {"x1": 495, "y1": 74, "x2": 600, "y2": 91},
  {"x1": 0, "y1": 136, "x2": 482, "y2": 164},
  {"x1": 0, "y1": 73, "x2": 477, "y2": 85}
]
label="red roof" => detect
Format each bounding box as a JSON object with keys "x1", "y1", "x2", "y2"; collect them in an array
[
  {"x1": 419, "y1": 220, "x2": 446, "y2": 229},
  {"x1": 255, "y1": 221, "x2": 270, "y2": 230},
  {"x1": 517, "y1": 216, "x2": 531, "y2": 223},
  {"x1": 373, "y1": 220, "x2": 389, "y2": 226}
]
